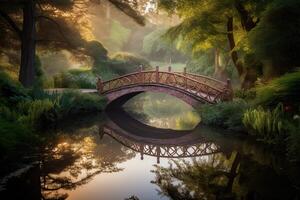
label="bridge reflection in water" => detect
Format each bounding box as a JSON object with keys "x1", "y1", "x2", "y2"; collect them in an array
[{"x1": 101, "y1": 109, "x2": 220, "y2": 164}]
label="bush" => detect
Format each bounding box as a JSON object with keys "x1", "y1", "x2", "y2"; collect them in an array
[
  {"x1": 0, "y1": 117, "x2": 37, "y2": 158},
  {"x1": 54, "y1": 91, "x2": 106, "y2": 117},
  {"x1": 85, "y1": 40, "x2": 108, "y2": 62},
  {"x1": 234, "y1": 89, "x2": 256, "y2": 100},
  {"x1": 109, "y1": 52, "x2": 152, "y2": 75},
  {"x1": 17, "y1": 99, "x2": 55, "y2": 128},
  {"x1": 256, "y1": 71, "x2": 300, "y2": 108},
  {"x1": 199, "y1": 100, "x2": 249, "y2": 131},
  {"x1": 28, "y1": 89, "x2": 106, "y2": 120},
  {"x1": 242, "y1": 104, "x2": 286, "y2": 142},
  {"x1": 0, "y1": 72, "x2": 29, "y2": 105},
  {"x1": 53, "y1": 69, "x2": 96, "y2": 89}
]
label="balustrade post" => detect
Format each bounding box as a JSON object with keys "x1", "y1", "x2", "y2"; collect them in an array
[
  {"x1": 156, "y1": 66, "x2": 159, "y2": 83},
  {"x1": 156, "y1": 145, "x2": 160, "y2": 164},
  {"x1": 96, "y1": 76, "x2": 103, "y2": 94},
  {"x1": 140, "y1": 144, "x2": 144, "y2": 160},
  {"x1": 168, "y1": 66, "x2": 172, "y2": 72},
  {"x1": 183, "y1": 67, "x2": 187, "y2": 89},
  {"x1": 139, "y1": 65, "x2": 143, "y2": 83}
]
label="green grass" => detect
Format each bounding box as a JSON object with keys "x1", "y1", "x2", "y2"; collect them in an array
[{"x1": 242, "y1": 104, "x2": 286, "y2": 142}]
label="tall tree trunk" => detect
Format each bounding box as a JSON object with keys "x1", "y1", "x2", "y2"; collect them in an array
[
  {"x1": 227, "y1": 17, "x2": 243, "y2": 77},
  {"x1": 213, "y1": 48, "x2": 228, "y2": 81},
  {"x1": 234, "y1": 0, "x2": 257, "y2": 32},
  {"x1": 19, "y1": 0, "x2": 36, "y2": 87}
]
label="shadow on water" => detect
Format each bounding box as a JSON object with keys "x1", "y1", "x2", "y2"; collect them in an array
[{"x1": 0, "y1": 109, "x2": 299, "y2": 200}]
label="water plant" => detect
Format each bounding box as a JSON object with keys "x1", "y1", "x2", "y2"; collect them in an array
[{"x1": 242, "y1": 104, "x2": 285, "y2": 142}]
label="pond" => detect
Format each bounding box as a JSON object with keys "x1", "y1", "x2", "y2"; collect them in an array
[{"x1": 1, "y1": 92, "x2": 299, "y2": 200}]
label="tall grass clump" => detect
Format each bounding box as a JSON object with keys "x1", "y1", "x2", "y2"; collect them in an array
[
  {"x1": 18, "y1": 99, "x2": 55, "y2": 127},
  {"x1": 199, "y1": 100, "x2": 249, "y2": 131},
  {"x1": 242, "y1": 104, "x2": 285, "y2": 142},
  {"x1": 54, "y1": 91, "x2": 106, "y2": 116}
]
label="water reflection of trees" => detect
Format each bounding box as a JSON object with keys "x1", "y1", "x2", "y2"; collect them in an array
[
  {"x1": 153, "y1": 152, "x2": 240, "y2": 200},
  {"x1": 153, "y1": 148, "x2": 299, "y2": 200},
  {"x1": 41, "y1": 126, "x2": 135, "y2": 200},
  {"x1": 123, "y1": 92, "x2": 200, "y2": 130}
]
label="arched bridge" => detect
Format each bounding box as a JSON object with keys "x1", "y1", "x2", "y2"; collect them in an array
[{"x1": 97, "y1": 66, "x2": 233, "y2": 107}]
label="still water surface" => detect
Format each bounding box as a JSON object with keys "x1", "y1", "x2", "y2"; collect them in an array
[{"x1": 1, "y1": 93, "x2": 299, "y2": 200}]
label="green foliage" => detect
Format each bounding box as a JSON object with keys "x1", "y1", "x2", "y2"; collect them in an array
[
  {"x1": 242, "y1": 104, "x2": 286, "y2": 142},
  {"x1": 250, "y1": 0, "x2": 300, "y2": 72},
  {"x1": 142, "y1": 28, "x2": 187, "y2": 62},
  {"x1": 54, "y1": 91, "x2": 106, "y2": 116},
  {"x1": 0, "y1": 117, "x2": 37, "y2": 158},
  {"x1": 54, "y1": 69, "x2": 96, "y2": 89},
  {"x1": 85, "y1": 40, "x2": 108, "y2": 61},
  {"x1": 256, "y1": 71, "x2": 300, "y2": 107},
  {"x1": 107, "y1": 20, "x2": 131, "y2": 52},
  {"x1": 186, "y1": 53, "x2": 214, "y2": 76},
  {"x1": 0, "y1": 72, "x2": 29, "y2": 105},
  {"x1": 18, "y1": 99, "x2": 55, "y2": 128},
  {"x1": 28, "y1": 89, "x2": 106, "y2": 118},
  {"x1": 109, "y1": 52, "x2": 152, "y2": 75},
  {"x1": 199, "y1": 100, "x2": 249, "y2": 131},
  {"x1": 234, "y1": 89, "x2": 256, "y2": 100}
]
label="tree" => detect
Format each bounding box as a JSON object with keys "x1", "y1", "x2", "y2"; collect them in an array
[
  {"x1": 0, "y1": 0, "x2": 145, "y2": 87},
  {"x1": 158, "y1": 0, "x2": 270, "y2": 88},
  {"x1": 249, "y1": 0, "x2": 300, "y2": 78}
]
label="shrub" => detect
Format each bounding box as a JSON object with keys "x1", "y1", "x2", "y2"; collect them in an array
[
  {"x1": 199, "y1": 100, "x2": 249, "y2": 131},
  {"x1": 242, "y1": 104, "x2": 286, "y2": 142},
  {"x1": 0, "y1": 117, "x2": 37, "y2": 158},
  {"x1": 0, "y1": 105, "x2": 20, "y2": 121},
  {"x1": 54, "y1": 91, "x2": 106, "y2": 116},
  {"x1": 234, "y1": 89, "x2": 256, "y2": 100},
  {"x1": 85, "y1": 40, "x2": 108, "y2": 61},
  {"x1": 18, "y1": 99, "x2": 55, "y2": 127},
  {"x1": 256, "y1": 71, "x2": 300, "y2": 108},
  {"x1": 0, "y1": 72, "x2": 29, "y2": 105},
  {"x1": 53, "y1": 69, "x2": 96, "y2": 89},
  {"x1": 109, "y1": 52, "x2": 152, "y2": 75}
]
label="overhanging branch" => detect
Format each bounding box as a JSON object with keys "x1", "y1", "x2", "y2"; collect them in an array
[
  {"x1": 0, "y1": 9, "x2": 22, "y2": 38},
  {"x1": 36, "y1": 15, "x2": 73, "y2": 47}
]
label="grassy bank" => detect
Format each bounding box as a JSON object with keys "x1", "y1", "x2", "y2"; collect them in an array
[
  {"x1": 0, "y1": 72, "x2": 106, "y2": 162},
  {"x1": 198, "y1": 71, "x2": 300, "y2": 162}
]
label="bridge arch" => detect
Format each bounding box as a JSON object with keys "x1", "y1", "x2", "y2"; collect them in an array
[
  {"x1": 102, "y1": 109, "x2": 220, "y2": 163},
  {"x1": 97, "y1": 67, "x2": 233, "y2": 107}
]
